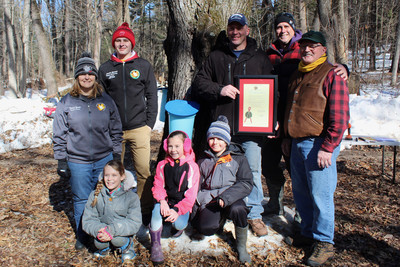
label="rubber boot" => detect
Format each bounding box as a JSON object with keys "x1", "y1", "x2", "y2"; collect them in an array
[
  {"x1": 235, "y1": 225, "x2": 251, "y2": 264},
  {"x1": 120, "y1": 237, "x2": 136, "y2": 263},
  {"x1": 149, "y1": 225, "x2": 164, "y2": 265},
  {"x1": 263, "y1": 183, "x2": 284, "y2": 215}
]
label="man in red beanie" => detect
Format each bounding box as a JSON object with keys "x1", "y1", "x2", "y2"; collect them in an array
[{"x1": 98, "y1": 22, "x2": 158, "y2": 226}]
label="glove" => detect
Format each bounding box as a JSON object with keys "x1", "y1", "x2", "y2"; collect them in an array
[
  {"x1": 57, "y1": 159, "x2": 71, "y2": 179},
  {"x1": 112, "y1": 153, "x2": 121, "y2": 162}
]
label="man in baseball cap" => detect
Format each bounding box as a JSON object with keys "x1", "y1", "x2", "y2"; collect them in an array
[{"x1": 192, "y1": 13, "x2": 274, "y2": 237}]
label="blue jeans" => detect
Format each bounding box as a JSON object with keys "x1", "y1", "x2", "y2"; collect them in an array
[
  {"x1": 68, "y1": 153, "x2": 113, "y2": 240},
  {"x1": 150, "y1": 203, "x2": 190, "y2": 231},
  {"x1": 240, "y1": 141, "x2": 263, "y2": 220},
  {"x1": 290, "y1": 137, "x2": 340, "y2": 244}
]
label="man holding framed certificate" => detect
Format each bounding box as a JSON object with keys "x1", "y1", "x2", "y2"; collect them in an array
[{"x1": 192, "y1": 13, "x2": 274, "y2": 237}]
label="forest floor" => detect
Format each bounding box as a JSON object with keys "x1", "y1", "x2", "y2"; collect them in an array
[{"x1": 0, "y1": 131, "x2": 399, "y2": 266}]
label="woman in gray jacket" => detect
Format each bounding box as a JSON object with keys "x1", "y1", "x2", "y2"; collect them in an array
[{"x1": 53, "y1": 52, "x2": 123, "y2": 250}]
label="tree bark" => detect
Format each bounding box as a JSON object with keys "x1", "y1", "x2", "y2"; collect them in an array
[
  {"x1": 299, "y1": 0, "x2": 308, "y2": 33},
  {"x1": 318, "y1": 0, "x2": 335, "y2": 63},
  {"x1": 93, "y1": 0, "x2": 104, "y2": 67},
  {"x1": 4, "y1": 0, "x2": 20, "y2": 98},
  {"x1": 164, "y1": 0, "x2": 197, "y2": 100},
  {"x1": 391, "y1": 12, "x2": 400, "y2": 85},
  {"x1": 335, "y1": 0, "x2": 348, "y2": 64},
  {"x1": 63, "y1": 0, "x2": 71, "y2": 77},
  {"x1": 22, "y1": 0, "x2": 31, "y2": 96},
  {"x1": 31, "y1": 1, "x2": 58, "y2": 97}
]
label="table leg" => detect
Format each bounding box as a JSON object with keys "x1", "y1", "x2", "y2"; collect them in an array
[
  {"x1": 382, "y1": 146, "x2": 385, "y2": 175},
  {"x1": 393, "y1": 146, "x2": 397, "y2": 184}
]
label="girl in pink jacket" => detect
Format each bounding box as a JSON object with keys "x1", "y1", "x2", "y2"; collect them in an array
[{"x1": 150, "y1": 130, "x2": 200, "y2": 264}]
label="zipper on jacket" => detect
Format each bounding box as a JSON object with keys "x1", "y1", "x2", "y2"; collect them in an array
[
  {"x1": 228, "y1": 63, "x2": 232, "y2": 85},
  {"x1": 88, "y1": 101, "x2": 93, "y2": 161},
  {"x1": 243, "y1": 62, "x2": 246, "y2": 75},
  {"x1": 123, "y1": 62, "x2": 128, "y2": 126}
]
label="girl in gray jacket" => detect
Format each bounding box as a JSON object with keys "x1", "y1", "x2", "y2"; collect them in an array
[{"x1": 82, "y1": 160, "x2": 141, "y2": 262}]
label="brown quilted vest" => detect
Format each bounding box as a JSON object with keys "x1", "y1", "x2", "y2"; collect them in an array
[{"x1": 284, "y1": 60, "x2": 334, "y2": 138}]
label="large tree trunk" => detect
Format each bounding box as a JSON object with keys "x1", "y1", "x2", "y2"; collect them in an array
[
  {"x1": 335, "y1": 0, "x2": 348, "y2": 64},
  {"x1": 31, "y1": 1, "x2": 58, "y2": 97},
  {"x1": 4, "y1": 0, "x2": 20, "y2": 98},
  {"x1": 164, "y1": 0, "x2": 197, "y2": 100},
  {"x1": 299, "y1": 0, "x2": 308, "y2": 33},
  {"x1": 63, "y1": 0, "x2": 71, "y2": 77},
  {"x1": 116, "y1": 0, "x2": 130, "y2": 26},
  {"x1": 93, "y1": 0, "x2": 104, "y2": 67},
  {"x1": 22, "y1": 0, "x2": 31, "y2": 97},
  {"x1": 318, "y1": 0, "x2": 335, "y2": 63},
  {"x1": 391, "y1": 12, "x2": 400, "y2": 85}
]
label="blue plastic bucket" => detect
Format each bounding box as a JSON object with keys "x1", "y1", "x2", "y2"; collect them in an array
[
  {"x1": 165, "y1": 100, "x2": 200, "y2": 139},
  {"x1": 158, "y1": 87, "x2": 168, "y2": 122}
]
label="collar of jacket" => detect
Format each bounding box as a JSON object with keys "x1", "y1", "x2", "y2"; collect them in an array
[
  {"x1": 110, "y1": 51, "x2": 139, "y2": 63},
  {"x1": 222, "y1": 36, "x2": 259, "y2": 58}
]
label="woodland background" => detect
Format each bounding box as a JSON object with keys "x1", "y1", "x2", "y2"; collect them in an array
[{"x1": 1, "y1": 0, "x2": 400, "y2": 101}]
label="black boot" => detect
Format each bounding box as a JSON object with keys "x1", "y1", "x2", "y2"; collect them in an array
[
  {"x1": 235, "y1": 225, "x2": 251, "y2": 264},
  {"x1": 263, "y1": 183, "x2": 284, "y2": 215}
]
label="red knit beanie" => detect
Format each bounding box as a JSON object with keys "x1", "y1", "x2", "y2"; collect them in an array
[{"x1": 112, "y1": 22, "x2": 136, "y2": 48}]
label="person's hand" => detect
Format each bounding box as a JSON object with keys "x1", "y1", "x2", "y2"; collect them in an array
[
  {"x1": 267, "y1": 121, "x2": 280, "y2": 139},
  {"x1": 160, "y1": 200, "x2": 170, "y2": 217},
  {"x1": 220, "y1": 85, "x2": 240, "y2": 99},
  {"x1": 317, "y1": 150, "x2": 332, "y2": 169},
  {"x1": 57, "y1": 159, "x2": 71, "y2": 179},
  {"x1": 281, "y1": 138, "x2": 292, "y2": 157},
  {"x1": 333, "y1": 63, "x2": 348, "y2": 81},
  {"x1": 97, "y1": 227, "x2": 112, "y2": 242},
  {"x1": 218, "y1": 199, "x2": 225, "y2": 208},
  {"x1": 165, "y1": 209, "x2": 179, "y2": 223}
]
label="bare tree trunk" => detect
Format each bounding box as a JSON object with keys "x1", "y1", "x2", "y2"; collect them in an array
[
  {"x1": 31, "y1": 1, "x2": 58, "y2": 97},
  {"x1": 335, "y1": 0, "x2": 348, "y2": 64},
  {"x1": 318, "y1": 0, "x2": 335, "y2": 63},
  {"x1": 116, "y1": 0, "x2": 130, "y2": 25},
  {"x1": 4, "y1": 0, "x2": 19, "y2": 98},
  {"x1": 391, "y1": 12, "x2": 400, "y2": 85},
  {"x1": 22, "y1": 0, "x2": 31, "y2": 96},
  {"x1": 312, "y1": 7, "x2": 320, "y2": 30},
  {"x1": 299, "y1": 0, "x2": 308, "y2": 33},
  {"x1": 93, "y1": 0, "x2": 104, "y2": 67},
  {"x1": 64, "y1": 0, "x2": 71, "y2": 77}
]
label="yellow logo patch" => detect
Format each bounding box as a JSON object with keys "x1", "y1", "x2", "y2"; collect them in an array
[
  {"x1": 130, "y1": 70, "x2": 140, "y2": 79},
  {"x1": 97, "y1": 103, "x2": 106, "y2": 111}
]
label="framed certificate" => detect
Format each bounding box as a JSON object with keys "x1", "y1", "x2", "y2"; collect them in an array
[{"x1": 234, "y1": 75, "x2": 278, "y2": 135}]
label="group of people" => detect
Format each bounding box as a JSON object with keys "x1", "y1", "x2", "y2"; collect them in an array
[{"x1": 53, "y1": 11, "x2": 350, "y2": 267}]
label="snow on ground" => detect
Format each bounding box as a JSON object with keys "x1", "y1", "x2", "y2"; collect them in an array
[
  {"x1": 1, "y1": 85, "x2": 399, "y2": 154},
  {"x1": 0, "y1": 76, "x2": 399, "y2": 255}
]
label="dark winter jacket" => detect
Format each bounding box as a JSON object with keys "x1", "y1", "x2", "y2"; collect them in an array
[
  {"x1": 98, "y1": 53, "x2": 158, "y2": 131},
  {"x1": 266, "y1": 30, "x2": 302, "y2": 124},
  {"x1": 53, "y1": 92, "x2": 123, "y2": 163},
  {"x1": 193, "y1": 143, "x2": 253, "y2": 215},
  {"x1": 82, "y1": 170, "x2": 141, "y2": 238},
  {"x1": 191, "y1": 37, "x2": 274, "y2": 144}
]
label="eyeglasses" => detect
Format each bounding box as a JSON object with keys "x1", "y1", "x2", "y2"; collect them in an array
[{"x1": 299, "y1": 44, "x2": 322, "y2": 50}]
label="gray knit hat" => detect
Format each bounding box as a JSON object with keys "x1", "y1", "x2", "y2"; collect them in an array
[
  {"x1": 207, "y1": 115, "x2": 231, "y2": 145},
  {"x1": 74, "y1": 52, "x2": 98, "y2": 79}
]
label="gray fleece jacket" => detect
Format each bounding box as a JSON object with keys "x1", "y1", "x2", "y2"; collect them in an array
[{"x1": 82, "y1": 170, "x2": 141, "y2": 238}]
